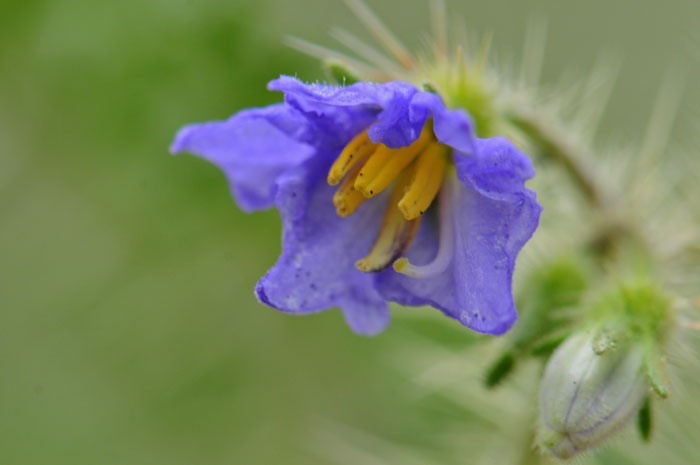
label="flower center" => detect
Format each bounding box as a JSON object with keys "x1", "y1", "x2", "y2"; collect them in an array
[{"x1": 327, "y1": 124, "x2": 450, "y2": 273}]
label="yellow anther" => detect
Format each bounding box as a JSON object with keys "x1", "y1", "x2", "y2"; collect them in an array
[
  {"x1": 332, "y1": 163, "x2": 367, "y2": 217},
  {"x1": 354, "y1": 126, "x2": 433, "y2": 198},
  {"x1": 398, "y1": 143, "x2": 448, "y2": 220},
  {"x1": 327, "y1": 130, "x2": 376, "y2": 185},
  {"x1": 355, "y1": 170, "x2": 421, "y2": 273}
]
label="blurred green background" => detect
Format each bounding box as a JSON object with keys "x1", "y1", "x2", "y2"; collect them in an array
[{"x1": 1, "y1": 1, "x2": 698, "y2": 464}]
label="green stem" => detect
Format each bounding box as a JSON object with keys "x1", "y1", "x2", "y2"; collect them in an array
[
  {"x1": 506, "y1": 111, "x2": 637, "y2": 260},
  {"x1": 507, "y1": 111, "x2": 608, "y2": 210}
]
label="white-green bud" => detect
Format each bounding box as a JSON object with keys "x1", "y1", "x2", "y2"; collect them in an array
[{"x1": 538, "y1": 331, "x2": 647, "y2": 459}]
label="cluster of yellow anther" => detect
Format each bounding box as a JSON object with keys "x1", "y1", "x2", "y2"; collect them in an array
[{"x1": 327, "y1": 124, "x2": 449, "y2": 272}]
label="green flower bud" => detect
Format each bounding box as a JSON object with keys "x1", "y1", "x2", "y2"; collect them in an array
[{"x1": 538, "y1": 331, "x2": 648, "y2": 459}]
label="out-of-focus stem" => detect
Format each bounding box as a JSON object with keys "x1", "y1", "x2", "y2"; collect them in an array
[
  {"x1": 508, "y1": 111, "x2": 608, "y2": 210},
  {"x1": 507, "y1": 110, "x2": 637, "y2": 260}
]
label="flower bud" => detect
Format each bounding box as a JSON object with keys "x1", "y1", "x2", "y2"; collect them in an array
[{"x1": 538, "y1": 331, "x2": 647, "y2": 459}]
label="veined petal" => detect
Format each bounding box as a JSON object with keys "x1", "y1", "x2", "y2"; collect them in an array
[
  {"x1": 256, "y1": 157, "x2": 391, "y2": 335},
  {"x1": 170, "y1": 105, "x2": 315, "y2": 212},
  {"x1": 268, "y1": 77, "x2": 479, "y2": 156},
  {"x1": 408, "y1": 91, "x2": 477, "y2": 154},
  {"x1": 376, "y1": 140, "x2": 541, "y2": 335},
  {"x1": 338, "y1": 292, "x2": 391, "y2": 336},
  {"x1": 454, "y1": 136, "x2": 536, "y2": 200},
  {"x1": 268, "y1": 76, "x2": 426, "y2": 149}
]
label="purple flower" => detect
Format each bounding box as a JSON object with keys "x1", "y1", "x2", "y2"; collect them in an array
[{"x1": 171, "y1": 76, "x2": 541, "y2": 336}]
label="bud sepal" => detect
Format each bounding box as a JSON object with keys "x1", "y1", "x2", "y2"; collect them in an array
[
  {"x1": 538, "y1": 281, "x2": 675, "y2": 459},
  {"x1": 538, "y1": 331, "x2": 648, "y2": 459}
]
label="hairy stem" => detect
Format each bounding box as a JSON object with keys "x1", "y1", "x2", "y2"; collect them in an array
[
  {"x1": 507, "y1": 111, "x2": 639, "y2": 261},
  {"x1": 507, "y1": 111, "x2": 608, "y2": 210}
]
